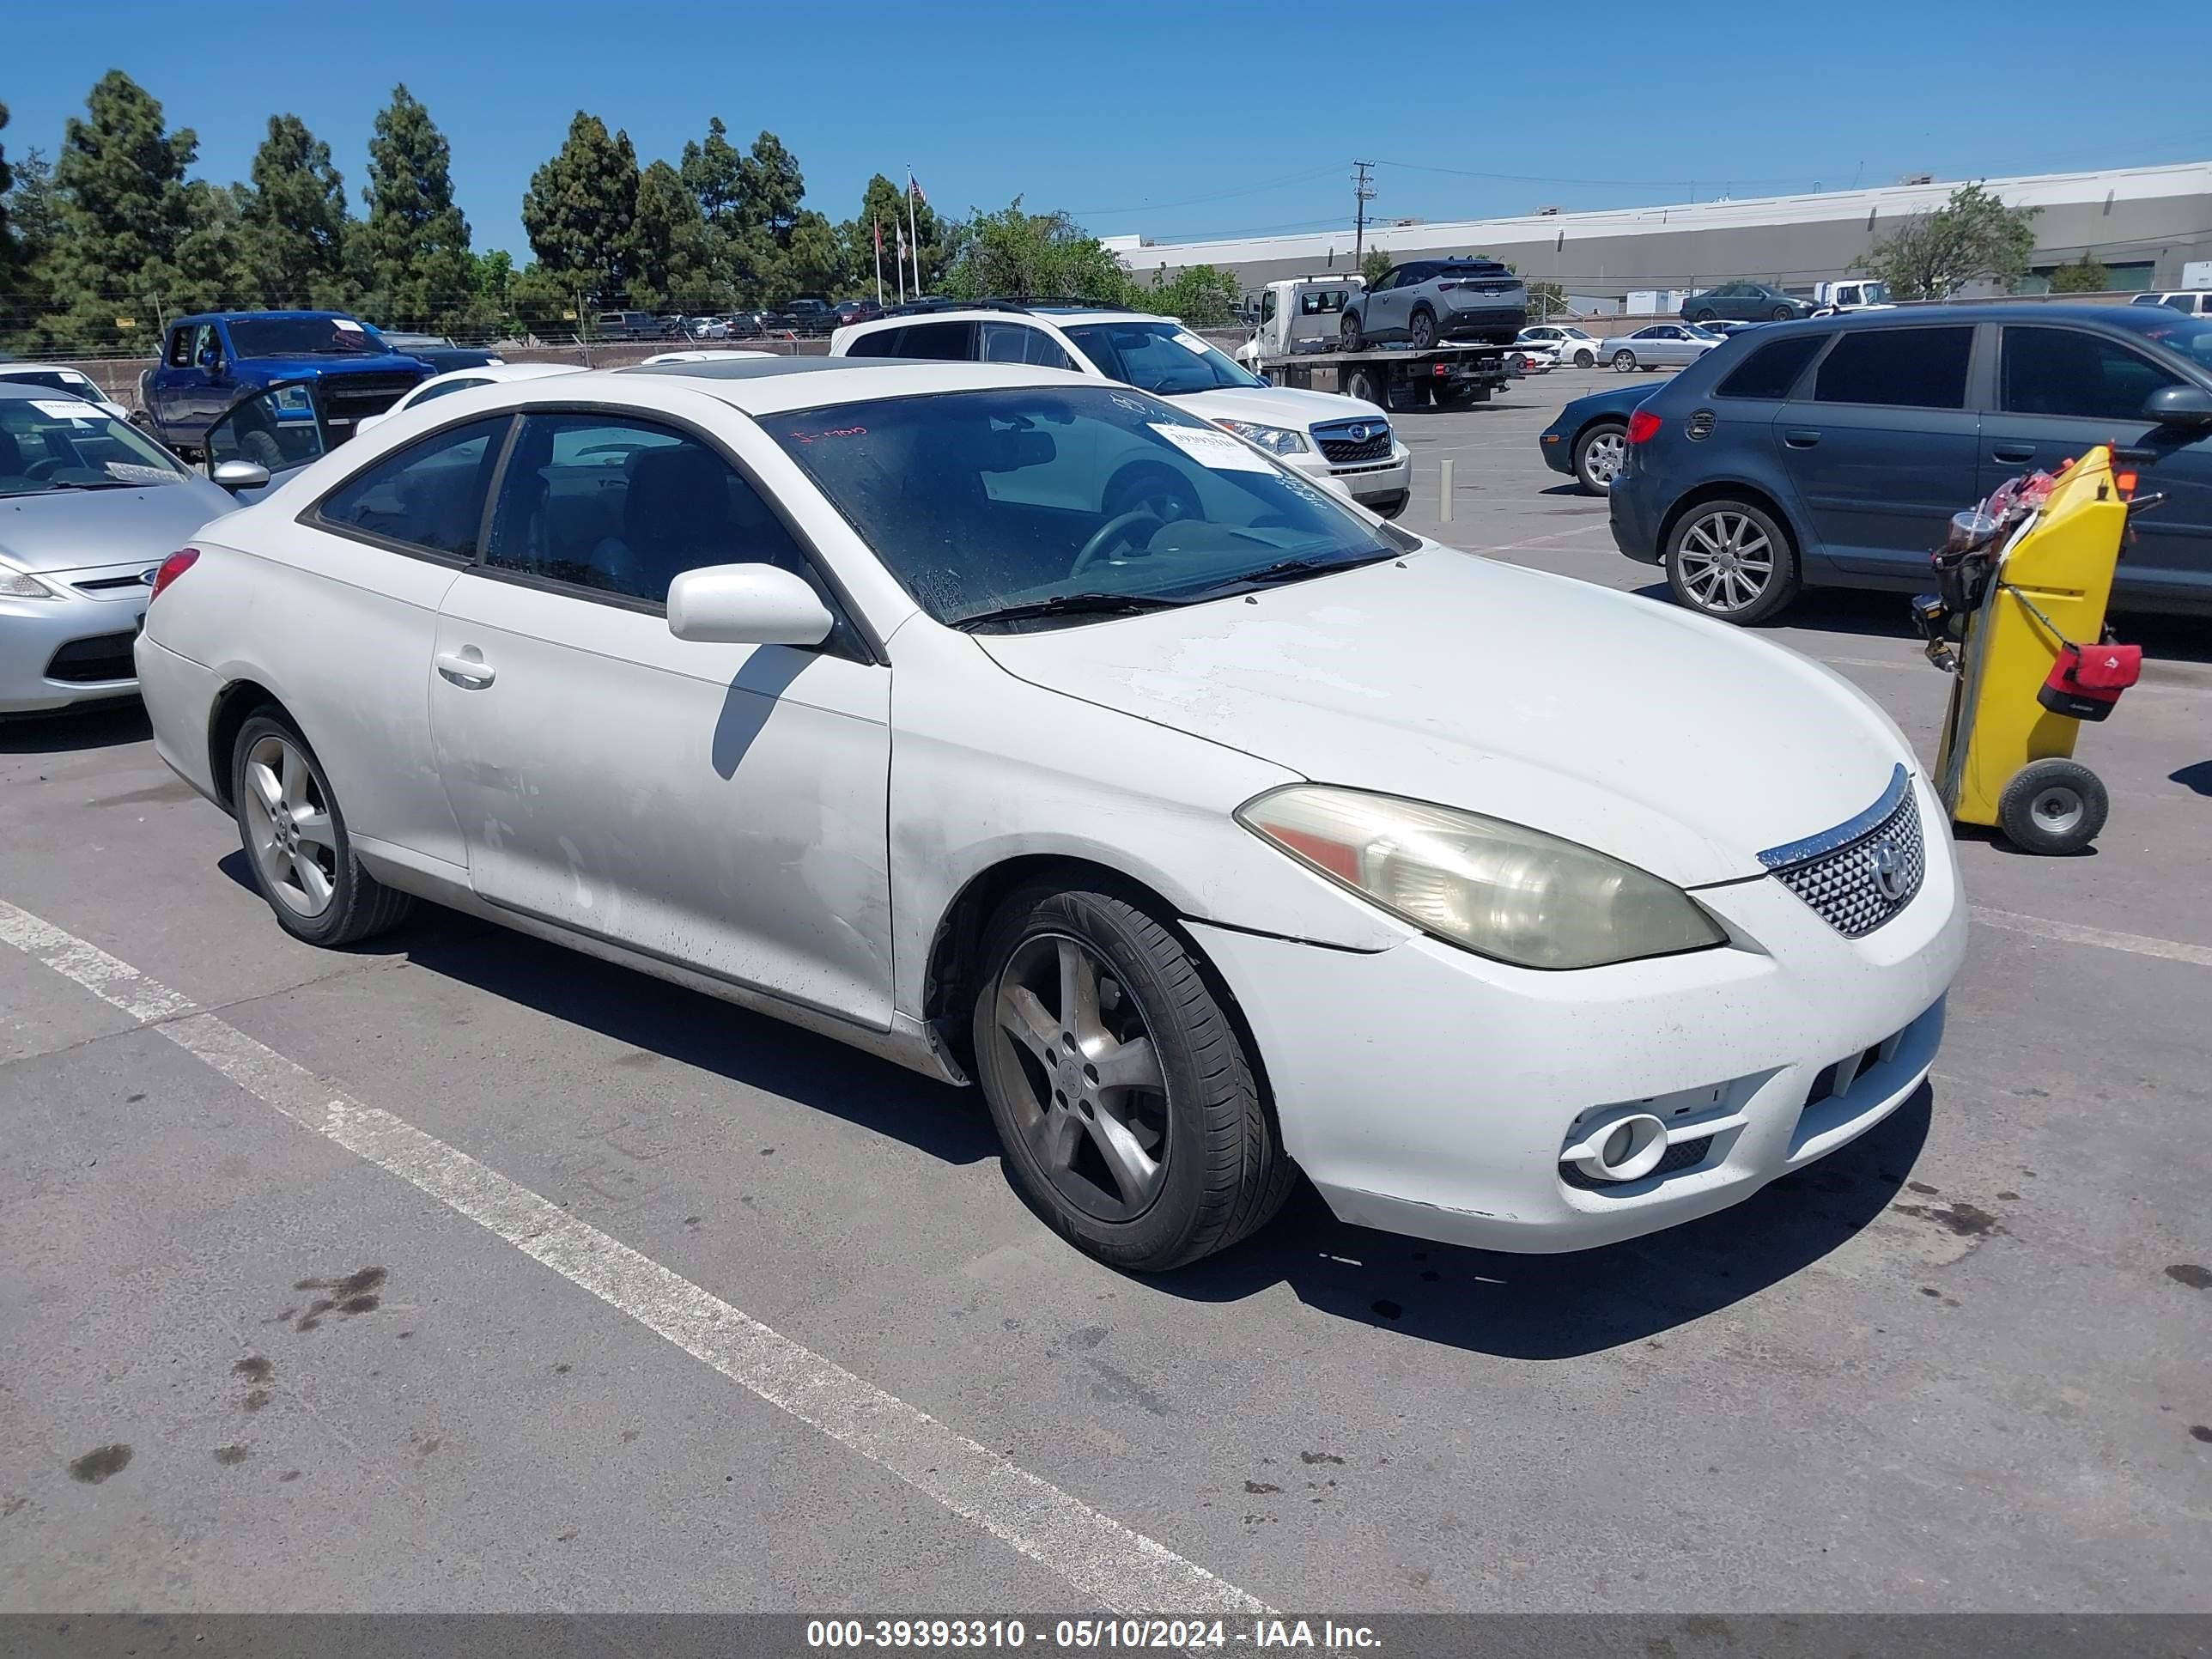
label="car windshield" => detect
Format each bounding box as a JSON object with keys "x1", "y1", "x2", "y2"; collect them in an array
[
  {"x1": 0, "y1": 369, "x2": 102, "y2": 399},
  {"x1": 225, "y1": 317, "x2": 382, "y2": 356},
  {"x1": 0, "y1": 397, "x2": 192, "y2": 495},
  {"x1": 1060, "y1": 320, "x2": 1266, "y2": 394},
  {"x1": 771, "y1": 385, "x2": 1401, "y2": 629},
  {"x1": 2106, "y1": 306, "x2": 2212, "y2": 373}
]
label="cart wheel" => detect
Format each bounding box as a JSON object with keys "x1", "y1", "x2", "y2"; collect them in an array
[{"x1": 1997, "y1": 758, "x2": 2108, "y2": 855}]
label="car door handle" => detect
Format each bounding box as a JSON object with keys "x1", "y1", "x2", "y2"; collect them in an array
[
  {"x1": 1991, "y1": 444, "x2": 2037, "y2": 464},
  {"x1": 1784, "y1": 429, "x2": 1821, "y2": 448},
  {"x1": 435, "y1": 649, "x2": 495, "y2": 689}
]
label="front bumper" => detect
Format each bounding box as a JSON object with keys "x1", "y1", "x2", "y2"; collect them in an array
[
  {"x1": 1289, "y1": 442, "x2": 1412, "y2": 512},
  {"x1": 1, "y1": 558, "x2": 155, "y2": 714},
  {"x1": 1188, "y1": 774, "x2": 1966, "y2": 1253},
  {"x1": 1537, "y1": 425, "x2": 1575, "y2": 477}
]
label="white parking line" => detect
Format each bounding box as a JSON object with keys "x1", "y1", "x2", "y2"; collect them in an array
[
  {"x1": 1969, "y1": 905, "x2": 2212, "y2": 969},
  {"x1": 0, "y1": 896, "x2": 1268, "y2": 1618}
]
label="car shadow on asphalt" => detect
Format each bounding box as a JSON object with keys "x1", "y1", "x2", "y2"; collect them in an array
[
  {"x1": 388, "y1": 909, "x2": 996, "y2": 1167},
  {"x1": 0, "y1": 702, "x2": 152, "y2": 754},
  {"x1": 1148, "y1": 1083, "x2": 1933, "y2": 1361}
]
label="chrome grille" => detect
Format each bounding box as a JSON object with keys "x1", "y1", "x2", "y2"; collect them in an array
[
  {"x1": 1311, "y1": 418, "x2": 1392, "y2": 464},
  {"x1": 1760, "y1": 766, "x2": 1925, "y2": 939}
]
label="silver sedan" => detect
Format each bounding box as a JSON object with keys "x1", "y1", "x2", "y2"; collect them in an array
[
  {"x1": 0, "y1": 383, "x2": 234, "y2": 714},
  {"x1": 1607, "y1": 324, "x2": 1726, "y2": 372}
]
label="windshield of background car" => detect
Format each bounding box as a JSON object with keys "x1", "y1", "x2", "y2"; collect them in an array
[
  {"x1": 225, "y1": 317, "x2": 382, "y2": 356},
  {"x1": 0, "y1": 398, "x2": 192, "y2": 496},
  {"x1": 2106, "y1": 307, "x2": 2212, "y2": 373},
  {"x1": 1, "y1": 370, "x2": 103, "y2": 400},
  {"x1": 770, "y1": 386, "x2": 1398, "y2": 629},
  {"x1": 1060, "y1": 321, "x2": 1267, "y2": 393}
]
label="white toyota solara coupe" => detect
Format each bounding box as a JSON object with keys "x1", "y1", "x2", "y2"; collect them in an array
[{"x1": 136, "y1": 357, "x2": 1966, "y2": 1271}]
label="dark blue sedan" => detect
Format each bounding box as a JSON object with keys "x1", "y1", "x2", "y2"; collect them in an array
[{"x1": 1538, "y1": 379, "x2": 1664, "y2": 494}]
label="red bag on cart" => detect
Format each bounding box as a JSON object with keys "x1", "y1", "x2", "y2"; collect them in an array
[{"x1": 2038, "y1": 641, "x2": 2142, "y2": 721}]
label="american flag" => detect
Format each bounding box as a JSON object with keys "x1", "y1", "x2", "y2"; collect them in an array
[{"x1": 908, "y1": 176, "x2": 927, "y2": 207}]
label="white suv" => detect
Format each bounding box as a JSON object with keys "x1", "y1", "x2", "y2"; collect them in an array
[{"x1": 832, "y1": 303, "x2": 1413, "y2": 518}]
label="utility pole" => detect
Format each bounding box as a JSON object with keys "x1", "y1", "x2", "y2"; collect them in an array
[{"x1": 1352, "y1": 161, "x2": 1376, "y2": 269}]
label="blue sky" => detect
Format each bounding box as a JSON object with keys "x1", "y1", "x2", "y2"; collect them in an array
[{"x1": 8, "y1": 1, "x2": 2205, "y2": 261}]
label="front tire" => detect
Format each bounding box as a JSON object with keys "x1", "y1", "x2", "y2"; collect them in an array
[
  {"x1": 1340, "y1": 312, "x2": 1364, "y2": 353},
  {"x1": 1997, "y1": 759, "x2": 2108, "y2": 854},
  {"x1": 230, "y1": 712, "x2": 413, "y2": 947},
  {"x1": 1663, "y1": 498, "x2": 1800, "y2": 623},
  {"x1": 970, "y1": 886, "x2": 1292, "y2": 1272},
  {"x1": 1573, "y1": 421, "x2": 1628, "y2": 494},
  {"x1": 1408, "y1": 308, "x2": 1438, "y2": 350},
  {"x1": 1612, "y1": 348, "x2": 1638, "y2": 372},
  {"x1": 1572, "y1": 348, "x2": 1596, "y2": 368},
  {"x1": 1771, "y1": 305, "x2": 1796, "y2": 321}
]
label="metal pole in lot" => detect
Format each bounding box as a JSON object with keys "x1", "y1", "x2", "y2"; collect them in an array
[{"x1": 1439, "y1": 458, "x2": 1454, "y2": 522}]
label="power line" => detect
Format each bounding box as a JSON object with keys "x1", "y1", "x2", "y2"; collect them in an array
[{"x1": 1066, "y1": 166, "x2": 1340, "y2": 219}]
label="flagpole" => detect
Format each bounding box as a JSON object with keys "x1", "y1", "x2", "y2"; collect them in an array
[
  {"x1": 906, "y1": 165, "x2": 923, "y2": 297},
  {"x1": 872, "y1": 218, "x2": 884, "y2": 306}
]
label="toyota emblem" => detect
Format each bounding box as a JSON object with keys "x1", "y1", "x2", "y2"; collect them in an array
[{"x1": 1869, "y1": 839, "x2": 1906, "y2": 901}]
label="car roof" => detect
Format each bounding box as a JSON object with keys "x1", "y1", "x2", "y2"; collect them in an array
[
  {"x1": 176, "y1": 309, "x2": 359, "y2": 324},
  {"x1": 602, "y1": 356, "x2": 1092, "y2": 414},
  {"x1": 1751, "y1": 302, "x2": 2176, "y2": 331},
  {"x1": 0, "y1": 362, "x2": 96, "y2": 376},
  {"x1": 846, "y1": 306, "x2": 1170, "y2": 332}
]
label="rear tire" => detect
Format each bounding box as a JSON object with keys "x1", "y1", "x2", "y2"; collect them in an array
[
  {"x1": 1612, "y1": 348, "x2": 1638, "y2": 372},
  {"x1": 970, "y1": 886, "x2": 1293, "y2": 1273},
  {"x1": 1997, "y1": 759, "x2": 2107, "y2": 854},
  {"x1": 1343, "y1": 365, "x2": 1385, "y2": 407},
  {"x1": 1771, "y1": 305, "x2": 1795, "y2": 321},
  {"x1": 1435, "y1": 385, "x2": 1477, "y2": 410},
  {"x1": 230, "y1": 711, "x2": 413, "y2": 947},
  {"x1": 1408, "y1": 308, "x2": 1438, "y2": 350},
  {"x1": 1663, "y1": 498, "x2": 1800, "y2": 623},
  {"x1": 1691, "y1": 309, "x2": 1717, "y2": 325}
]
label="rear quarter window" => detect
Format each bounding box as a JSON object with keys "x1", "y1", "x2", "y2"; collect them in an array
[{"x1": 1716, "y1": 333, "x2": 1827, "y2": 400}]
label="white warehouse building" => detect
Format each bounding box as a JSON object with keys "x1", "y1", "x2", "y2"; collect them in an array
[{"x1": 1107, "y1": 161, "x2": 2212, "y2": 313}]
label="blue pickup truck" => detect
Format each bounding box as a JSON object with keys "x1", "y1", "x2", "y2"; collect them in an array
[{"x1": 137, "y1": 312, "x2": 434, "y2": 458}]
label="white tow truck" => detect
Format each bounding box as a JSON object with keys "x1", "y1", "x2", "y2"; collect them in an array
[{"x1": 1234, "y1": 274, "x2": 1520, "y2": 410}]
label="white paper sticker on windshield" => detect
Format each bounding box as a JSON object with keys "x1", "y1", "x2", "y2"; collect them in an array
[
  {"x1": 331, "y1": 319, "x2": 364, "y2": 332},
  {"x1": 1170, "y1": 331, "x2": 1210, "y2": 355},
  {"x1": 1149, "y1": 422, "x2": 1273, "y2": 472},
  {"x1": 32, "y1": 398, "x2": 100, "y2": 421}
]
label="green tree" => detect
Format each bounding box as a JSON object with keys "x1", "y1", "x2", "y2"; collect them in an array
[
  {"x1": 1148, "y1": 264, "x2": 1240, "y2": 326},
  {"x1": 628, "y1": 158, "x2": 722, "y2": 313},
  {"x1": 777, "y1": 208, "x2": 847, "y2": 301},
  {"x1": 1861, "y1": 182, "x2": 2039, "y2": 301},
  {"x1": 169, "y1": 179, "x2": 255, "y2": 313},
  {"x1": 507, "y1": 260, "x2": 579, "y2": 341},
  {"x1": 47, "y1": 71, "x2": 201, "y2": 352},
  {"x1": 944, "y1": 198, "x2": 1137, "y2": 305},
  {"x1": 851, "y1": 172, "x2": 943, "y2": 297},
  {"x1": 738, "y1": 131, "x2": 805, "y2": 243},
  {"x1": 0, "y1": 104, "x2": 15, "y2": 278},
  {"x1": 678, "y1": 116, "x2": 746, "y2": 230},
  {"x1": 2048, "y1": 253, "x2": 2111, "y2": 295},
  {"x1": 521, "y1": 112, "x2": 638, "y2": 306},
  {"x1": 354, "y1": 86, "x2": 474, "y2": 330},
  {"x1": 1, "y1": 143, "x2": 62, "y2": 351},
  {"x1": 1360, "y1": 247, "x2": 1392, "y2": 287},
  {"x1": 240, "y1": 114, "x2": 352, "y2": 308}
]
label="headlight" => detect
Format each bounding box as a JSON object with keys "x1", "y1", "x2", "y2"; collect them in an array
[
  {"x1": 0, "y1": 562, "x2": 59, "y2": 600},
  {"x1": 1213, "y1": 419, "x2": 1309, "y2": 456},
  {"x1": 1237, "y1": 784, "x2": 1728, "y2": 969}
]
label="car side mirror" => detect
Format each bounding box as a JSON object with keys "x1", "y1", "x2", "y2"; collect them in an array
[
  {"x1": 666, "y1": 562, "x2": 835, "y2": 647},
  {"x1": 210, "y1": 459, "x2": 271, "y2": 493},
  {"x1": 2142, "y1": 383, "x2": 2212, "y2": 427}
]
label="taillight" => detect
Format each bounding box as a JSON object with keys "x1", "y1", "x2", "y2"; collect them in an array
[
  {"x1": 1626, "y1": 410, "x2": 1663, "y2": 445},
  {"x1": 149, "y1": 547, "x2": 199, "y2": 600}
]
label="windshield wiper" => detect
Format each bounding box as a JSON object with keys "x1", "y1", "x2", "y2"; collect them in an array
[
  {"x1": 951, "y1": 592, "x2": 1190, "y2": 630},
  {"x1": 33, "y1": 478, "x2": 145, "y2": 492},
  {"x1": 1180, "y1": 550, "x2": 1396, "y2": 598}
]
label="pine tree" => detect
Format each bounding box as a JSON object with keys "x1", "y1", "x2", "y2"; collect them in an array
[
  {"x1": 521, "y1": 112, "x2": 639, "y2": 307},
  {"x1": 355, "y1": 85, "x2": 474, "y2": 331},
  {"x1": 242, "y1": 114, "x2": 352, "y2": 309},
  {"x1": 1, "y1": 140, "x2": 61, "y2": 352},
  {"x1": 739, "y1": 131, "x2": 805, "y2": 244},
  {"x1": 678, "y1": 117, "x2": 745, "y2": 230},
  {"x1": 629, "y1": 159, "x2": 721, "y2": 313},
  {"x1": 47, "y1": 71, "x2": 201, "y2": 352}
]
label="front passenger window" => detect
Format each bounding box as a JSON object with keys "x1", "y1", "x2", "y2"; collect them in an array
[
  {"x1": 1999, "y1": 326, "x2": 2179, "y2": 423},
  {"x1": 484, "y1": 413, "x2": 810, "y2": 605}
]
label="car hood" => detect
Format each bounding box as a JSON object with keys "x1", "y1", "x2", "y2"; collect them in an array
[
  {"x1": 248, "y1": 351, "x2": 428, "y2": 378},
  {"x1": 1165, "y1": 383, "x2": 1393, "y2": 434},
  {"x1": 975, "y1": 550, "x2": 1913, "y2": 888},
  {"x1": 0, "y1": 479, "x2": 236, "y2": 573}
]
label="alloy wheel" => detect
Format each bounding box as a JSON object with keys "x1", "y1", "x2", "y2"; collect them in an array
[
  {"x1": 1674, "y1": 510, "x2": 1775, "y2": 611},
  {"x1": 1581, "y1": 428, "x2": 1626, "y2": 489},
  {"x1": 240, "y1": 732, "x2": 338, "y2": 919},
  {"x1": 989, "y1": 933, "x2": 1170, "y2": 1223}
]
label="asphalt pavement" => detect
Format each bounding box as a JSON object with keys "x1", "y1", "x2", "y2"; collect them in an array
[{"x1": 3, "y1": 367, "x2": 2208, "y2": 1616}]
